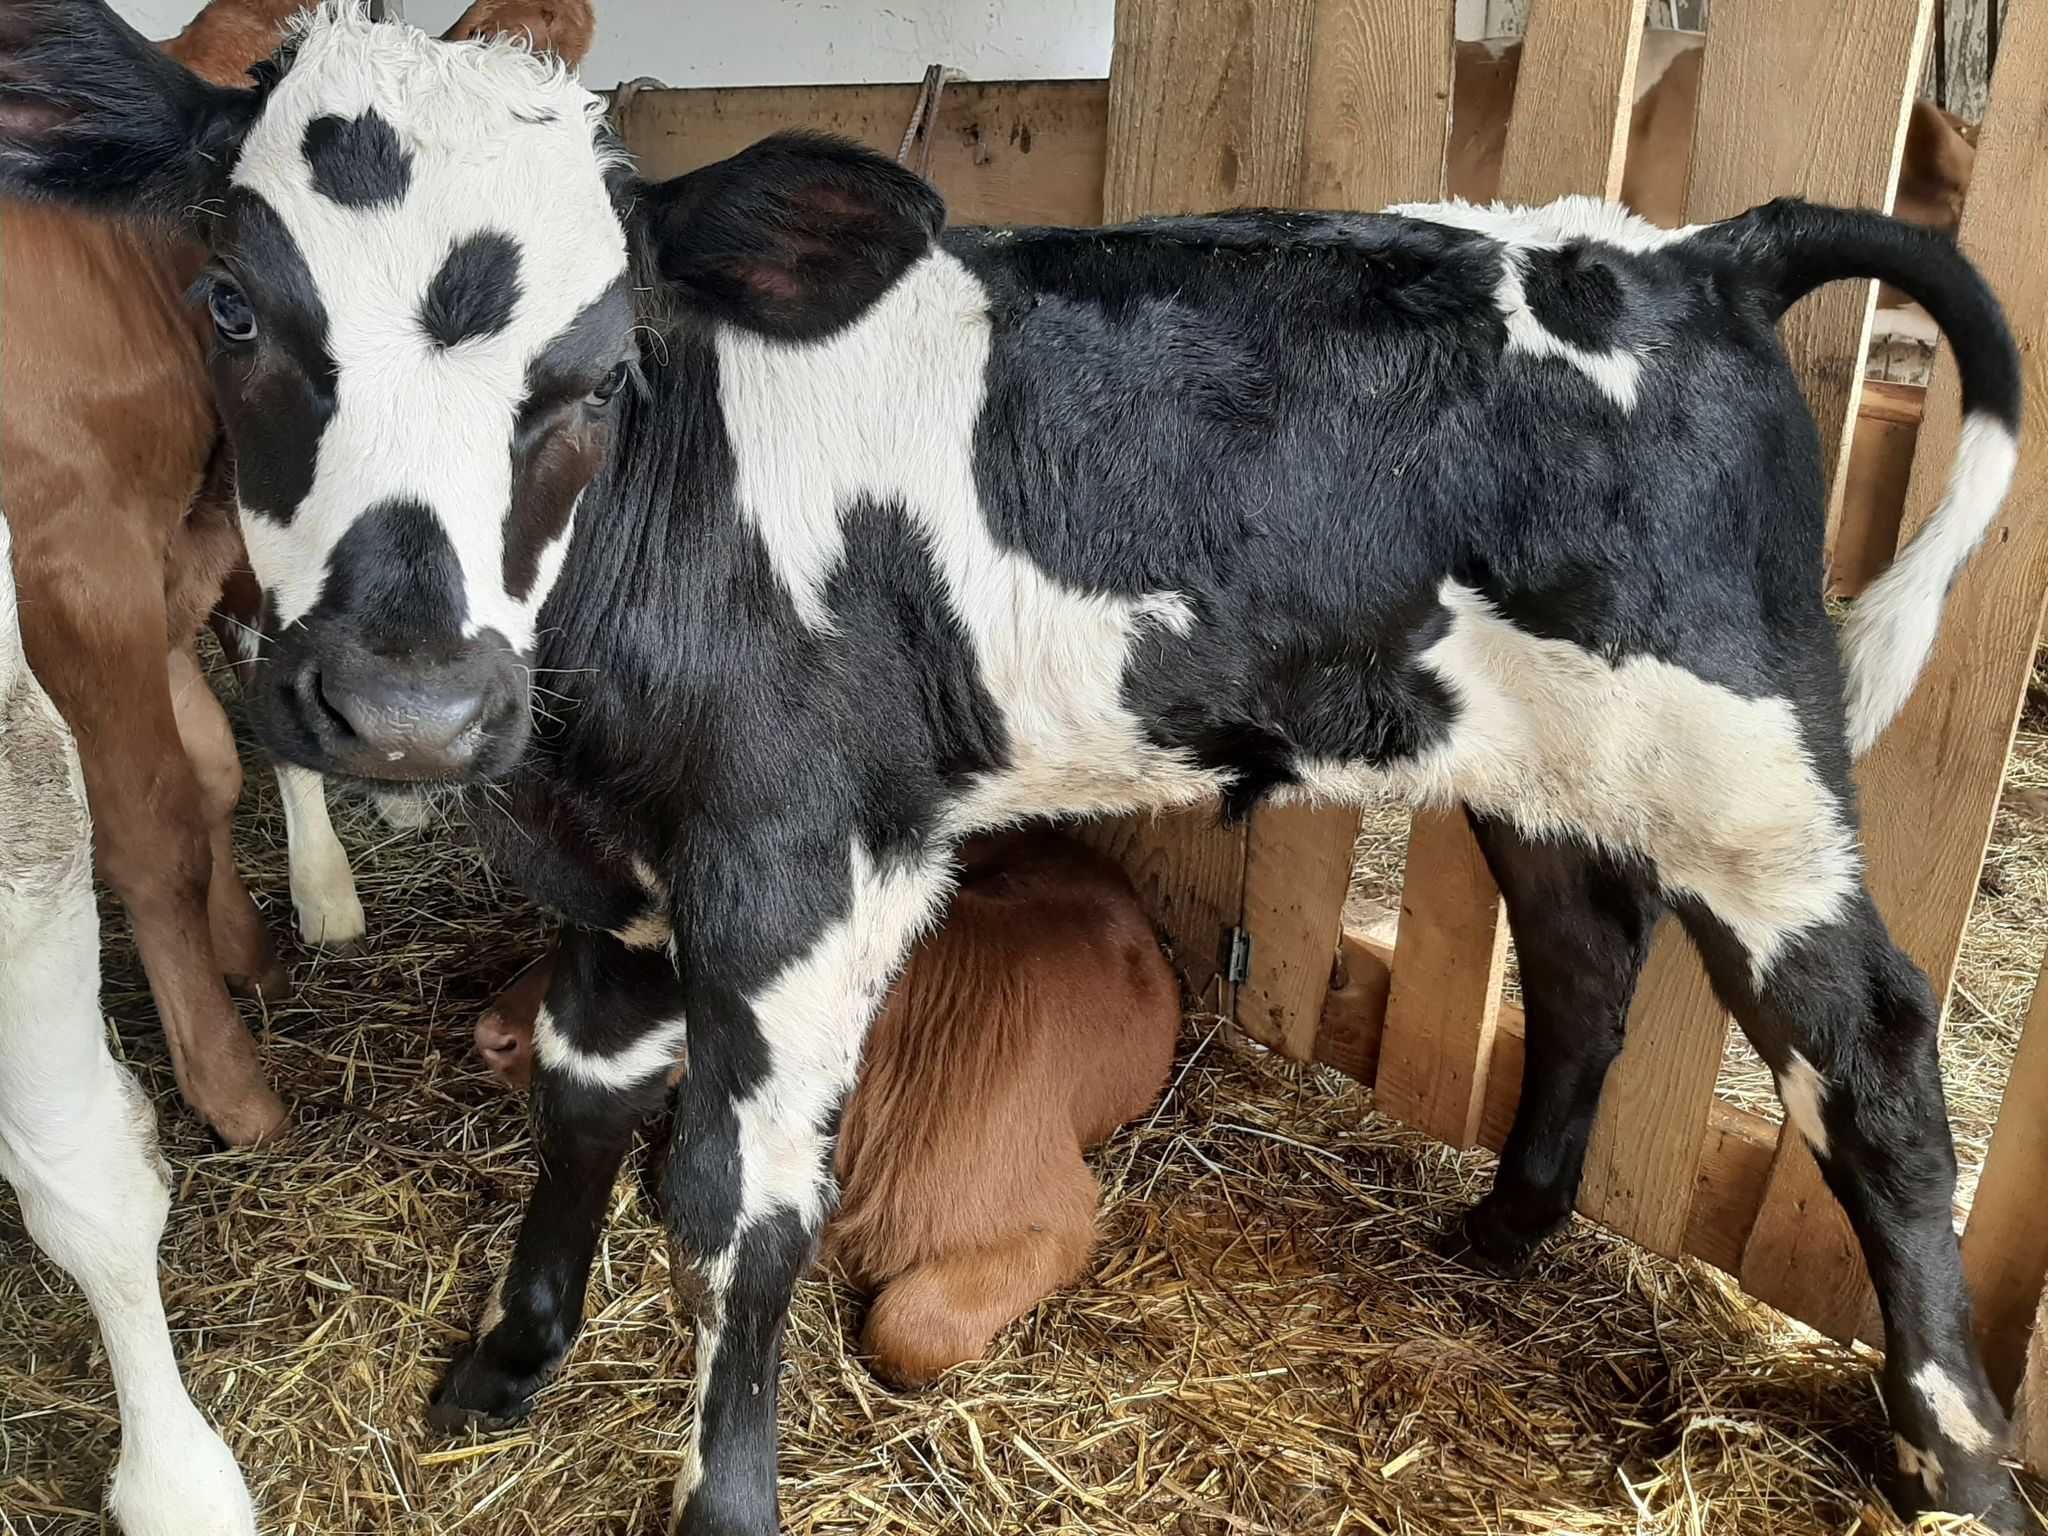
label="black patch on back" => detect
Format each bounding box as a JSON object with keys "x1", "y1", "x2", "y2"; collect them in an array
[
  {"x1": 213, "y1": 188, "x2": 338, "y2": 525},
  {"x1": 313, "y1": 497, "x2": 468, "y2": 653},
  {"x1": 421, "y1": 231, "x2": 523, "y2": 349},
  {"x1": 302, "y1": 110, "x2": 411, "y2": 208},
  {"x1": 1521, "y1": 244, "x2": 1626, "y2": 353}
]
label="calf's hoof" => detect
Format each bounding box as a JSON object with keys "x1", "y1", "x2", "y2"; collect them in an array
[
  {"x1": 225, "y1": 958, "x2": 295, "y2": 1004},
  {"x1": 202, "y1": 1084, "x2": 290, "y2": 1148},
  {"x1": 428, "y1": 1346, "x2": 544, "y2": 1433},
  {"x1": 293, "y1": 886, "x2": 367, "y2": 952},
  {"x1": 1435, "y1": 1197, "x2": 1552, "y2": 1279},
  {"x1": 106, "y1": 1408, "x2": 258, "y2": 1536}
]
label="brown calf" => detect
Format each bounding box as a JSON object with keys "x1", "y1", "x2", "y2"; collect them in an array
[
  {"x1": 474, "y1": 829, "x2": 1180, "y2": 1387},
  {"x1": 1449, "y1": 27, "x2": 1976, "y2": 333},
  {"x1": 2, "y1": 0, "x2": 595, "y2": 1147}
]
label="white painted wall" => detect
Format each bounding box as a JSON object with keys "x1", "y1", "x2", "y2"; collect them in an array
[{"x1": 114, "y1": 0, "x2": 1118, "y2": 90}]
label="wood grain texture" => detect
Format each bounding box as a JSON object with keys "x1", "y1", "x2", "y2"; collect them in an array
[
  {"x1": 1582, "y1": 0, "x2": 1931, "y2": 1266},
  {"x1": 1963, "y1": 946, "x2": 2048, "y2": 1402},
  {"x1": 1683, "y1": 0, "x2": 1932, "y2": 532},
  {"x1": 1377, "y1": 811, "x2": 1510, "y2": 1148},
  {"x1": 1494, "y1": 0, "x2": 1647, "y2": 204},
  {"x1": 1297, "y1": 0, "x2": 1452, "y2": 211},
  {"x1": 615, "y1": 80, "x2": 1110, "y2": 227},
  {"x1": 1237, "y1": 802, "x2": 1358, "y2": 1060},
  {"x1": 1746, "y1": 0, "x2": 2048, "y2": 1347},
  {"x1": 1829, "y1": 380, "x2": 1924, "y2": 596},
  {"x1": 1103, "y1": 0, "x2": 1318, "y2": 218}
]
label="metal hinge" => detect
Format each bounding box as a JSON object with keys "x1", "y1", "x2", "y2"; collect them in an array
[{"x1": 1223, "y1": 925, "x2": 1253, "y2": 985}]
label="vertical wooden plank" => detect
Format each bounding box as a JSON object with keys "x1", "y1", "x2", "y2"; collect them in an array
[
  {"x1": 1236, "y1": 0, "x2": 1451, "y2": 1059},
  {"x1": 1373, "y1": 0, "x2": 1640, "y2": 1149},
  {"x1": 1963, "y1": 947, "x2": 2048, "y2": 1402},
  {"x1": 1742, "y1": 0, "x2": 2048, "y2": 1343},
  {"x1": 1375, "y1": 811, "x2": 1511, "y2": 1143},
  {"x1": 1092, "y1": 0, "x2": 1322, "y2": 1015},
  {"x1": 1580, "y1": 0, "x2": 1933, "y2": 1264},
  {"x1": 1296, "y1": 0, "x2": 1452, "y2": 212},
  {"x1": 1236, "y1": 802, "x2": 1356, "y2": 1059},
  {"x1": 1103, "y1": 0, "x2": 1318, "y2": 218}
]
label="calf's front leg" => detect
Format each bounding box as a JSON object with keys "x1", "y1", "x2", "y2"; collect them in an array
[
  {"x1": 429, "y1": 933, "x2": 684, "y2": 1428},
  {"x1": 668, "y1": 849, "x2": 943, "y2": 1536}
]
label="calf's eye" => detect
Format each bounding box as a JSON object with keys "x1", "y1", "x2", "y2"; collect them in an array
[
  {"x1": 586, "y1": 360, "x2": 631, "y2": 407},
  {"x1": 209, "y1": 280, "x2": 257, "y2": 345}
]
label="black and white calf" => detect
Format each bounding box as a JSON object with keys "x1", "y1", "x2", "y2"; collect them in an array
[{"x1": 0, "y1": 3, "x2": 2026, "y2": 1530}]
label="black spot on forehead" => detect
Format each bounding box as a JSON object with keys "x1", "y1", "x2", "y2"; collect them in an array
[
  {"x1": 314, "y1": 498, "x2": 469, "y2": 655},
  {"x1": 215, "y1": 188, "x2": 338, "y2": 526},
  {"x1": 421, "y1": 232, "x2": 524, "y2": 350},
  {"x1": 303, "y1": 110, "x2": 413, "y2": 209}
]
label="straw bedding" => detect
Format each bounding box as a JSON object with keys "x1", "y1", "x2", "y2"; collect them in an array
[{"x1": 2, "y1": 652, "x2": 2044, "y2": 1535}]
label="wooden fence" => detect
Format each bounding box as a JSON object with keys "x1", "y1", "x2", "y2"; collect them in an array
[{"x1": 611, "y1": 0, "x2": 2048, "y2": 1447}]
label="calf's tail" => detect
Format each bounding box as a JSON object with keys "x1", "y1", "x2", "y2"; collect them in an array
[{"x1": 1704, "y1": 198, "x2": 2022, "y2": 759}]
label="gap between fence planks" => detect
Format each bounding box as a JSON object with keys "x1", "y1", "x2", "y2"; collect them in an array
[
  {"x1": 1374, "y1": 0, "x2": 1643, "y2": 1153},
  {"x1": 1578, "y1": 0, "x2": 1934, "y2": 1267},
  {"x1": 1744, "y1": 0, "x2": 2046, "y2": 1345}
]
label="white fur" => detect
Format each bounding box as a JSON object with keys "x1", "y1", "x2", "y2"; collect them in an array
[
  {"x1": 0, "y1": 518, "x2": 257, "y2": 1536},
  {"x1": 729, "y1": 841, "x2": 947, "y2": 1232},
  {"x1": 276, "y1": 762, "x2": 367, "y2": 947},
  {"x1": 1389, "y1": 193, "x2": 1702, "y2": 256},
  {"x1": 1776, "y1": 1050, "x2": 1830, "y2": 1159},
  {"x1": 1895, "y1": 1434, "x2": 1945, "y2": 1498},
  {"x1": 230, "y1": 5, "x2": 626, "y2": 650},
  {"x1": 533, "y1": 1000, "x2": 690, "y2": 1090},
  {"x1": 717, "y1": 251, "x2": 1226, "y2": 831},
  {"x1": 1293, "y1": 583, "x2": 1860, "y2": 979},
  {"x1": 1912, "y1": 1361, "x2": 1997, "y2": 1453},
  {"x1": 1841, "y1": 412, "x2": 2019, "y2": 758},
  {"x1": 1870, "y1": 301, "x2": 1941, "y2": 347},
  {"x1": 1388, "y1": 197, "x2": 1684, "y2": 411}
]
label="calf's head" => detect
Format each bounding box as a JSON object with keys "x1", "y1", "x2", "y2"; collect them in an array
[{"x1": 0, "y1": 0, "x2": 943, "y2": 782}]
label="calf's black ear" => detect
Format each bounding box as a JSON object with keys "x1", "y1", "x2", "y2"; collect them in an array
[
  {"x1": 0, "y1": 0, "x2": 259, "y2": 222},
  {"x1": 630, "y1": 131, "x2": 946, "y2": 340}
]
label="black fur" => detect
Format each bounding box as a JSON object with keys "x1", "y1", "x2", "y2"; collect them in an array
[
  {"x1": 0, "y1": 0, "x2": 258, "y2": 220},
  {"x1": 211, "y1": 189, "x2": 336, "y2": 524},
  {"x1": 303, "y1": 109, "x2": 411, "y2": 209},
  {"x1": 631, "y1": 130, "x2": 946, "y2": 340},
  {"x1": 420, "y1": 230, "x2": 522, "y2": 349}
]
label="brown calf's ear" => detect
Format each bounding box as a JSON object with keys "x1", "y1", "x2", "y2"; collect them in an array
[{"x1": 442, "y1": 0, "x2": 595, "y2": 69}]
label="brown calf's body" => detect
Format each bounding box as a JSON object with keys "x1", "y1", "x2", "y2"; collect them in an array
[{"x1": 475, "y1": 829, "x2": 1180, "y2": 1387}]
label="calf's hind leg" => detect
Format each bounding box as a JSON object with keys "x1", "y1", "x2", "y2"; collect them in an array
[
  {"x1": 1449, "y1": 813, "x2": 1662, "y2": 1274},
  {"x1": 1683, "y1": 894, "x2": 2023, "y2": 1532}
]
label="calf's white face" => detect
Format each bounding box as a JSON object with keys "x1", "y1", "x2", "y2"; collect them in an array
[{"x1": 206, "y1": 6, "x2": 632, "y2": 778}]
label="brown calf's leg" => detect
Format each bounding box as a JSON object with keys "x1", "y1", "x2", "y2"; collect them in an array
[
  {"x1": 168, "y1": 646, "x2": 288, "y2": 999},
  {"x1": 860, "y1": 1153, "x2": 1098, "y2": 1389},
  {"x1": 27, "y1": 568, "x2": 286, "y2": 1146}
]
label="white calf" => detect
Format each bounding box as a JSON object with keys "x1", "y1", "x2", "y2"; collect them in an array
[{"x1": 0, "y1": 513, "x2": 256, "y2": 1536}]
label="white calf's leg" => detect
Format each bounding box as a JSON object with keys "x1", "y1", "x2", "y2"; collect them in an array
[
  {"x1": 276, "y1": 762, "x2": 367, "y2": 949},
  {"x1": 0, "y1": 729, "x2": 254, "y2": 1531}
]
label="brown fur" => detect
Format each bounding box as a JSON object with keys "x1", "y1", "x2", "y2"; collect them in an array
[
  {"x1": 1448, "y1": 29, "x2": 1976, "y2": 311},
  {"x1": 4, "y1": 0, "x2": 596, "y2": 1146},
  {"x1": 473, "y1": 829, "x2": 1179, "y2": 1388}
]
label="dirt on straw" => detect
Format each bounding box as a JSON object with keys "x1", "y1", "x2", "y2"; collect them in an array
[{"x1": 3, "y1": 657, "x2": 2046, "y2": 1536}]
